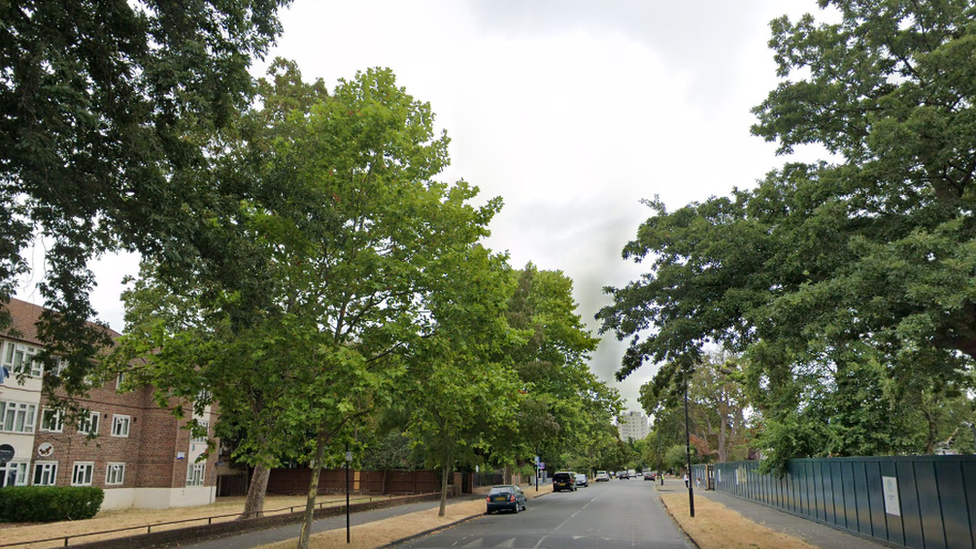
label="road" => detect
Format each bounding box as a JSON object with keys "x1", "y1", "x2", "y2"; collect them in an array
[{"x1": 402, "y1": 478, "x2": 693, "y2": 549}]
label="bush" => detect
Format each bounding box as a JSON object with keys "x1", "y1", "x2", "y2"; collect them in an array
[{"x1": 0, "y1": 486, "x2": 104, "y2": 522}]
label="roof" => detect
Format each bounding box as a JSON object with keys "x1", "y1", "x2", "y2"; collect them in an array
[{"x1": 2, "y1": 297, "x2": 122, "y2": 346}]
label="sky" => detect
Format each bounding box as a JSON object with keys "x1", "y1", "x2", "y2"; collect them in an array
[{"x1": 19, "y1": 0, "x2": 833, "y2": 414}]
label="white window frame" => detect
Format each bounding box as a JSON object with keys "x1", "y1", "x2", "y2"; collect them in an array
[
  {"x1": 2, "y1": 341, "x2": 42, "y2": 377},
  {"x1": 191, "y1": 420, "x2": 209, "y2": 443},
  {"x1": 71, "y1": 462, "x2": 94, "y2": 486},
  {"x1": 116, "y1": 371, "x2": 125, "y2": 390},
  {"x1": 111, "y1": 414, "x2": 131, "y2": 437},
  {"x1": 33, "y1": 461, "x2": 58, "y2": 486},
  {"x1": 40, "y1": 408, "x2": 65, "y2": 433},
  {"x1": 186, "y1": 463, "x2": 205, "y2": 487},
  {"x1": 77, "y1": 411, "x2": 100, "y2": 435},
  {"x1": 105, "y1": 462, "x2": 126, "y2": 486},
  {"x1": 1, "y1": 461, "x2": 28, "y2": 487},
  {"x1": 0, "y1": 400, "x2": 37, "y2": 433}
]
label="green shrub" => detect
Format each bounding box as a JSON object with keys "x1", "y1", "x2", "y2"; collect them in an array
[{"x1": 0, "y1": 486, "x2": 104, "y2": 522}]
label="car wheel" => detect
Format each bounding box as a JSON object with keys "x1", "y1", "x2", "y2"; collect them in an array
[
  {"x1": 514, "y1": 502, "x2": 520, "y2": 514},
  {"x1": 522, "y1": 501, "x2": 527, "y2": 511}
]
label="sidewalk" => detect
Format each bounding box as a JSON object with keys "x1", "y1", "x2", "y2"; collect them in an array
[{"x1": 655, "y1": 479, "x2": 889, "y2": 549}]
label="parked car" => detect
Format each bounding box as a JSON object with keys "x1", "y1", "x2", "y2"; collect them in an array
[
  {"x1": 552, "y1": 471, "x2": 577, "y2": 492},
  {"x1": 595, "y1": 471, "x2": 610, "y2": 482},
  {"x1": 643, "y1": 471, "x2": 656, "y2": 481},
  {"x1": 575, "y1": 473, "x2": 589, "y2": 487},
  {"x1": 486, "y1": 485, "x2": 527, "y2": 514},
  {"x1": 618, "y1": 470, "x2": 629, "y2": 479}
]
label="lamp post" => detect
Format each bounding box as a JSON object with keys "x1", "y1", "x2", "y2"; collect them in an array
[
  {"x1": 684, "y1": 369, "x2": 695, "y2": 518},
  {"x1": 345, "y1": 444, "x2": 352, "y2": 543}
]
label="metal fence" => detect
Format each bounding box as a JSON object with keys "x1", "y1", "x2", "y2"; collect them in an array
[{"x1": 694, "y1": 456, "x2": 976, "y2": 549}]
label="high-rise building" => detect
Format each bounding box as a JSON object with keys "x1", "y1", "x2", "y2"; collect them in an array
[{"x1": 617, "y1": 410, "x2": 648, "y2": 442}]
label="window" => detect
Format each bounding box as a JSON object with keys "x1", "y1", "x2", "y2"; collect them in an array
[
  {"x1": 111, "y1": 414, "x2": 130, "y2": 437},
  {"x1": 186, "y1": 463, "x2": 205, "y2": 487},
  {"x1": 0, "y1": 400, "x2": 36, "y2": 433},
  {"x1": 33, "y1": 461, "x2": 58, "y2": 486},
  {"x1": 40, "y1": 408, "x2": 64, "y2": 433},
  {"x1": 191, "y1": 421, "x2": 209, "y2": 443},
  {"x1": 105, "y1": 462, "x2": 125, "y2": 485},
  {"x1": 77, "y1": 411, "x2": 100, "y2": 435},
  {"x1": 1, "y1": 461, "x2": 27, "y2": 487},
  {"x1": 71, "y1": 462, "x2": 94, "y2": 486},
  {"x1": 116, "y1": 371, "x2": 125, "y2": 390},
  {"x1": 2, "y1": 342, "x2": 41, "y2": 377}
]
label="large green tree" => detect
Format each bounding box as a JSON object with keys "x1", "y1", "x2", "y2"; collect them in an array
[
  {"x1": 597, "y1": 0, "x2": 976, "y2": 466},
  {"x1": 112, "y1": 63, "x2": 502, "y2": 549},
  {"x1": 497, "y1": 265, "x2": 619, "y2": 475},
  {"x1": 0, "y1": 0, "x2": 289, "y2": 392}
]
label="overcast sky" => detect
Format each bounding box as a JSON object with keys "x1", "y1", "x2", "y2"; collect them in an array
[{"x1": 20, "y1": 0, "x2": 833, "y2": 414}]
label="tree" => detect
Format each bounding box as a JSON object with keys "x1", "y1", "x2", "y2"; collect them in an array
[
  {"x1": 112, "y1": 63, "x2": 502, "y2": 548},
  {"x1": 401, "y1": 245, "x2": 522, "y2": 517},
  {"x1": 0, "y1": 1, "x2": 290, "y2": 392},
  {"x1": 108, "y1": 60, "x2": 331, "y2": 521},
  {"x1": 494, "y1": 265, "x2": 617, "y2": 476},
  {"x1": 597, "y1": 0, "x2": 976, "y2": 466}
]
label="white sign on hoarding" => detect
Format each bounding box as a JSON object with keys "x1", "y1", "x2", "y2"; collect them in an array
[{"x1": 882, "y1": 476, "x2": 901, "y2": 516}]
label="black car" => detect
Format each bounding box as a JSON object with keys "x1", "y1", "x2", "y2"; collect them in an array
[
  {"x1": 486, "y1": 485, "x2": 527, "y2": 514},
  {"x1": 552, "y1": 471, "x2": 577, "y2": 492}
]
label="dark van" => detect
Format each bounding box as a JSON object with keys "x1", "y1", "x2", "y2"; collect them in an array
[{"x1": 553, "y1": 471, "x2": 577, "y2": 492}]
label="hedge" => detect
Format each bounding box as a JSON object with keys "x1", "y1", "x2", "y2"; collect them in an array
[{"x1": 0, "y1": 486, "x2": 104, "y2": 522}]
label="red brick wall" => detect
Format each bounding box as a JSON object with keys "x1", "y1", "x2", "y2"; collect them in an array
[{"x1": 33, "y1": 384, "x2": 219, "y2": 489}]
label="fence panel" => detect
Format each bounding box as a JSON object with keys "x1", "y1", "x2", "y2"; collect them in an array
[
  {"x1": 708, "y1": 456, "x2": 976, "y2": 549},
  {"x1": 936, "y1": 460, "x2": 973, "y2": 549}
]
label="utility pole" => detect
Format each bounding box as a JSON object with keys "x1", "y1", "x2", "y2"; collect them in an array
[{"x1": 684, "y1": 369, "x2": 695, "y2": 518}]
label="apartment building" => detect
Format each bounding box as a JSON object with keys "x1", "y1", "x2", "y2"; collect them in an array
[
  {"x1": 617, "y1": 410, "x2": 649, "y2": 442},
  {"x1": 0, "y1": 298, "x2": 217, "y2": 510}
]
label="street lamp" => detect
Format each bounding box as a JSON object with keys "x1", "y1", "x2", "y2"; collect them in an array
[
  {"x1": 684, "y1": 368, "x2": 695, "y2": 518},
  {"x1": 345, "y1": 444, "x2": 353, "y2": 543}
]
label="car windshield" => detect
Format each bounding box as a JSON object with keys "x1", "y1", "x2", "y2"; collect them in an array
[{"x1": 488, "y1": 486, "x2": 514, "y2": 495}]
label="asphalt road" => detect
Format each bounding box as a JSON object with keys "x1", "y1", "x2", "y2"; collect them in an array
[{"x1": 401, "y1": 478, "x2": 694, "y2": 549}]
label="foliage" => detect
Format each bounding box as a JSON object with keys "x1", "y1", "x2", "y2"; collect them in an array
[
  {"x1": 0, "y1": 486, "x2": 103, "y2": 522},
  {"x1": 401, "y1": 245, "x2": 521, "y2": 515},
  {"x1": 597, "y1": 0, "x2": 976, "y2": 466},
  {"x1": 0, "y1": 0, "x2": 289, "y2": 393},
  {"x1": 664, "y1": 444, "x2": 696, "y2": 473},
  {"x1": 495, "y1": 264, "x2": 619, "y2": 473},
  {"x1": 110, "y1": 63, "x2": 502, "y2": 539},
  {"x1": 360, "y1": 431, "x2": 425, "y2": 471}
]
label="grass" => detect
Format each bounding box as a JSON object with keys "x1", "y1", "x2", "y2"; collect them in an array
[
  {"x1": 660, "y1": 493, "x2": 819, "y2": 549},
  {"x1": 0, "y1": 494, "x2": 381, "y2": 549}
]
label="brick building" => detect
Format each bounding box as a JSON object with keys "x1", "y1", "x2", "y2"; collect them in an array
[{"x1": 0, "y1": 298, "x2": 218, "y2": 510}]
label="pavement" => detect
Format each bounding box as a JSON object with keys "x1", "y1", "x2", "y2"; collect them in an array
[
  {"x1": 654, "y1": 477, "x2": 891, "y2": 549},
  {"x1": 173, "y1": 495, "x2": 486, "y2": 549}
]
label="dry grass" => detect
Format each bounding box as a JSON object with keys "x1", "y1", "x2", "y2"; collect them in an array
[
  {"x1": 0, "y1": 494, "x2": 378, "y2": 549},
  {"x1": 256, "y1": 484, "x2": 552, "y2": 549},
  {"x1": 660, "y1": 494, "x2": 819, "y2": 549}
]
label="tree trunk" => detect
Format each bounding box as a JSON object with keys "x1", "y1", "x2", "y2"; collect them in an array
[
  {"x1": 439, "y1": 461, "x2": 451, "y2": 517},
  {"x1": 238, "y1": 463, "x2": 270, "y2": 520},
  {"x1": 297, "y1": 421, "x2": 330, "y2": 549}
]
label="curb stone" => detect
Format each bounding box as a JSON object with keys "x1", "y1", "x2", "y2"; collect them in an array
[{"x1": 658, "y1": 496, "x2": 704, "y2": 549}]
